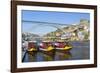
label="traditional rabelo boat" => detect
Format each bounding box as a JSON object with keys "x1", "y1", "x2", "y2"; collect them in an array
[
  {"x1": 39, "y1": 41, "x2": 55, "y2": 55},
  {"x1": 54, "y1": 42, "x2": 72, "y2": 53},
  {"x1": 27, "y1": 41, "x2": 38, "y2": 54}
]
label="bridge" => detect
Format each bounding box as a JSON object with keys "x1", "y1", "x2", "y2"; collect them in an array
[{"x1": 22, "y1": 20, "x2": 72, "y2": 34}]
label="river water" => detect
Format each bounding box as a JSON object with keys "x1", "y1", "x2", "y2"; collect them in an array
[{"x1": 22, "y1": 41, "x2": 90, "y2": 62}]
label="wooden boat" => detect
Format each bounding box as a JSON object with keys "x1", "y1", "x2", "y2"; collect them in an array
[
  {"x1": 39, "y1": 42, "x2": 55, "y2": 55},
  {"x1": 27, "y1": 41, "x2": 38, "y2": 53},
  {"x1": 54, "y1": 42, "x2": 72, "y2": 53}
]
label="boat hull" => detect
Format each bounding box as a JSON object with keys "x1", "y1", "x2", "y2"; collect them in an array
[
  {"x1": 55, "y1": 47, "x2": 72, "y2": 53},
  {"x1": 27, "y1": 50, "x2": 37, "y2": 55}
]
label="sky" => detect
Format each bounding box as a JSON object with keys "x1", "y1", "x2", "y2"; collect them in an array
[{"x1": 22, "y1": 10, "x2": 90, "y2": 36}]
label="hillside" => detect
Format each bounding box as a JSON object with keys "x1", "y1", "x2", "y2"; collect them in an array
[{"x1": 43, "y1": 19, "x2": 90, "y2": 42}]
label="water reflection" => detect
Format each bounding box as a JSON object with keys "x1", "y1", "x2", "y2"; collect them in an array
[
  {"x1": 55, "y1": 51, "x2": 71, "y2": 60},
  {"x1": 23, "y1": 51, "x2": 72, "y2": 62},
  {"x1": 40, "y1": 52, "x2": 54, "y2": 61},
  {"x1": 23, "y1": 52, "x2": 37, "y2": 62}
]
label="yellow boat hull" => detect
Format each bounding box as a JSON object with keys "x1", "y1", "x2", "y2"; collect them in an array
[
  {"x1": 56, "y1": 46, "x2": 72, "y2": 50},
  {"x1": 27, "y1": 48, "x2": 37, "y2": 52},
  {"x1": 40, "y1": 46, "x2": 54, "y2": 52},
  {"x1": 40, "y1": 46, "x2": 55, "y2": 55},
  {"x1": 56, "y1": 45, "x2": 72, "y2": 53}
]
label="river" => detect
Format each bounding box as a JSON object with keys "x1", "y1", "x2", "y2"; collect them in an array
[{"x1": 22, "y1": 41, "x2": 90, "y2": 62}]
